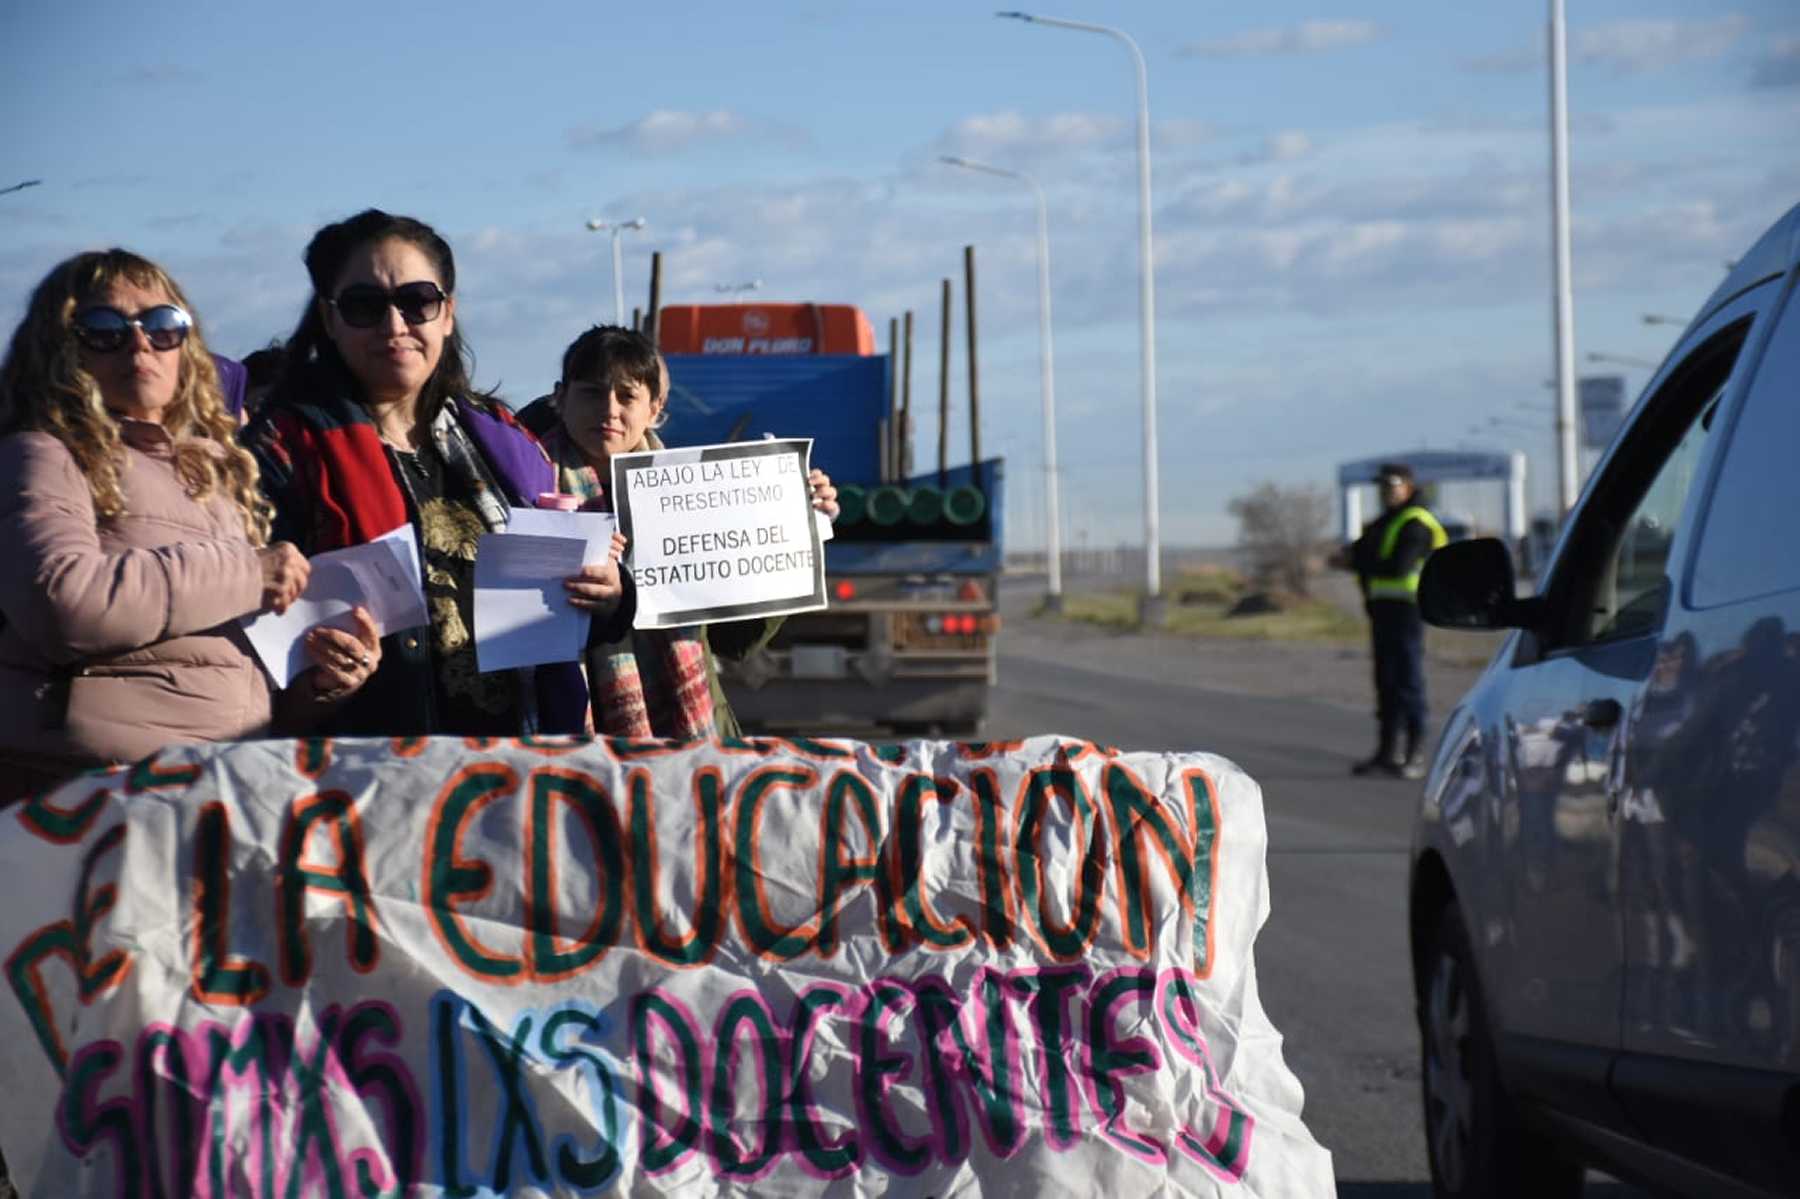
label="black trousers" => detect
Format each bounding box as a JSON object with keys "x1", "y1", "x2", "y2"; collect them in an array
[{"x1": 1368, "y1": 600, "x2": 1426, "y2": 757}]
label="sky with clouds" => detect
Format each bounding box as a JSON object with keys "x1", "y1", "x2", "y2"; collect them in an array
[{"x1": 4, "y1": 0, "x2": 1797, "y2": 547}]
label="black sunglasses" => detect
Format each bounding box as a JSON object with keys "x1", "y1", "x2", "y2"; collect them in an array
[
  {"x1": 328, "y1": 281, "x2": 448, "y2": 329},
  {"x1": 72, "y1": 304, "x2": 193, "y2": 353}
]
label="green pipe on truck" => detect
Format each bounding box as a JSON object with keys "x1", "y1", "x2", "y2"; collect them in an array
[
  {"x1": 944, "y1": 484, "x2": 986, "y2": 525},
  {"x1": 867, "y1": 485, "x2": 910, "y2": 526}
]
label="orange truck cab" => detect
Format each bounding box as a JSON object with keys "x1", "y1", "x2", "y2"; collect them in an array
[{"x1": 657, "y1": 304, "x2": 876, "y2": 357}]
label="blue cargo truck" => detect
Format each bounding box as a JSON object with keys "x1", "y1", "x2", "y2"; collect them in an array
[{"x1": 660, "y1": 332, "x2": 1003, "y2": 737}]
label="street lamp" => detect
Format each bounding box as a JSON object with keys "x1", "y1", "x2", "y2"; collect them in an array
[
  {"x1": 939, "y1": 154, "x2": 1065, "y2": 611},
  {"x1": 998, "y1": 10, "x2": 1162, "y2": 622},
  {"x1": 715, "y1": 280, "x2": 764, "y2": 302},
  {"x1": 1547, "y1": 0, "x2": 1578, "y2": 515},
  {"x1": 584, "y1": 217, "x2": 647, "y2": 325}
]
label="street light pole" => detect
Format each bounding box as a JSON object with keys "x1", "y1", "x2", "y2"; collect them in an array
[
  {"x1": 1547, "y1": 0, "x2": 1579, "y2": 513},
  {"x1": 939, "y1": 154, "x2": 1064, "y2": 611},
  {"x1": 999, "y1": 10, "x2": 1161, "y2": 621},
  {"x1": 584, "y1": 217, "x2": 647, "y2": 325}
]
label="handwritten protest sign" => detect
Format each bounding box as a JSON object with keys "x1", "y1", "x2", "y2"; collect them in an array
[
  {"x1": 0, "y1": 735, "x2": 1334, "y2": 1196},
  {"x1": 612, "y1": 438, "x2": 826, "y2": 630}
]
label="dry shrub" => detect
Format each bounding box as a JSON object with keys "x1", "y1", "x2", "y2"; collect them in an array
[{"x1": 1228, "y1": 481, "x2": 1333, "y2": 597}]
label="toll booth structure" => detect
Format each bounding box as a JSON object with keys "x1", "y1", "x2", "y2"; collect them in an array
[{"x1": 1336, "y1": 449, "x2": 1527, "y2": 543}]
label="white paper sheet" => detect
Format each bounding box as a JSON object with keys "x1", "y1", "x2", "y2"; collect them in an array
[
  {"x1": 239, "y1": 525, "x2": 426, "y2": 688},
  {"x1": 473, "y1": 531, "x2": 591, "y2": 672},
  {"x1": 502, "y1": 506, "x2": 618, "y2": 562}
]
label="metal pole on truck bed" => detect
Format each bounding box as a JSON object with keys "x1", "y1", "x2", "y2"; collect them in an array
[
  {"x1": 888, "y1": 316, "x2": 901, "y2": 482},
  {"x1": 938, "y1": 278, "x2": 952, "y2": 488},
  {"x1": 964, "y1": 246, "x2": 981, "y2": 472},
  {"x1": 646, "y1": 251, "x2": 663, "y2": 346},
  {"x1": 902, "y1": 311, "x2": 915, "y2": 478}
]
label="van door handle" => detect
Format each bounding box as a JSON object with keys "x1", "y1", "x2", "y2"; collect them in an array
[{"x1": 1582, "y1": 698, "x2": 1623, "y2": 729}]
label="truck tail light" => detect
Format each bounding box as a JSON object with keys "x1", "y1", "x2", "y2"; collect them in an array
[
  {"x1": 833, "y1": 579, "x2": 856, "y2": 601},
  {"x1": 907, "y1": 612, "x2": 991, "y2": 640}
]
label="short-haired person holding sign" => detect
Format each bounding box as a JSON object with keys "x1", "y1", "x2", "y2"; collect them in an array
[{"x1": 530, "y1": 326, "x2": 837, "y2": 738}]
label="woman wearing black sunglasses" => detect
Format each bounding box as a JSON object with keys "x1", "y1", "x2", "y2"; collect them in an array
[
  {"x1": 248, "y1": 209, "x2": 623, "y2": 737},
  {"x1": 0, "y1": 250, "x2": 371, "y2": 802}
]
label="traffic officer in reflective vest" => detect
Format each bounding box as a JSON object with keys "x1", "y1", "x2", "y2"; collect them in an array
[{"x1": 1335, "y1": 462, "x2": 1448, "y2": 778}]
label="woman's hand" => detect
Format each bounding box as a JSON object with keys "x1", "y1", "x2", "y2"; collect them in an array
[
  {"x1": 563, "y1": 532, "x2": 629, "y2": 611},
  {"x1": 258, "y1": 542, "x2": 310, "y2": 614},
  {"x1": 808, "y1": 469, "x2": 840, "y2": 520},
  {"x1": 303, "y1": 605, "x2": 382, "y2": 703}
]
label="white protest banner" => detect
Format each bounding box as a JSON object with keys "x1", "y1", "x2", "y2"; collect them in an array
[
  {"x1": 0, "y1": 734, "x2": 1335, "y2": 1197},
  {"x1": 612, "y1": 438, "x2": 826, "y2": 630}
]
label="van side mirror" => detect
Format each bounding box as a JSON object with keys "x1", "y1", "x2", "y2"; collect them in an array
[{"x1": 1419, "y1": 538, "x2": 1541, "y2": 630}]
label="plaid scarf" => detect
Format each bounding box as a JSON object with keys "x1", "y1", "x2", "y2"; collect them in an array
[{"x1": 542, "y1": 423, "x2": 715, "y2": 740}]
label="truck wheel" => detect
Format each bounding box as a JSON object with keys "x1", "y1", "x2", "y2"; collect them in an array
[{"x1": 1420, "y1": 906, "x2": 1583, "y2": 1199}]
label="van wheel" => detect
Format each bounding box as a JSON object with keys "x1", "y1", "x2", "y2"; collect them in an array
[{"x1": 1420, "y1": 906, "x2": 1583, "y2": 1199}]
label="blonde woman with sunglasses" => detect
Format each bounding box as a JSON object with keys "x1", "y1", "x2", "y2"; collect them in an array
[{"x1": 0, "y1": 250, "x2": 379, "y2": 803}]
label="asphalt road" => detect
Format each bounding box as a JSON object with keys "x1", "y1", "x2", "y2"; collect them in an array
[{"x1": 984, "y1": 576, "x2": 1649, "y2": 1197}]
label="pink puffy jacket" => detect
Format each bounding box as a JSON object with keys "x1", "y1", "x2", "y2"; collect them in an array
[{"x1": 0, "y1": 423, "x2": 270, "y2": 779}]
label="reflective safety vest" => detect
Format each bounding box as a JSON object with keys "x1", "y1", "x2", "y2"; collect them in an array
[{"x1": 1366, "y1": 505, "x2": 1449, "y2": 601}]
